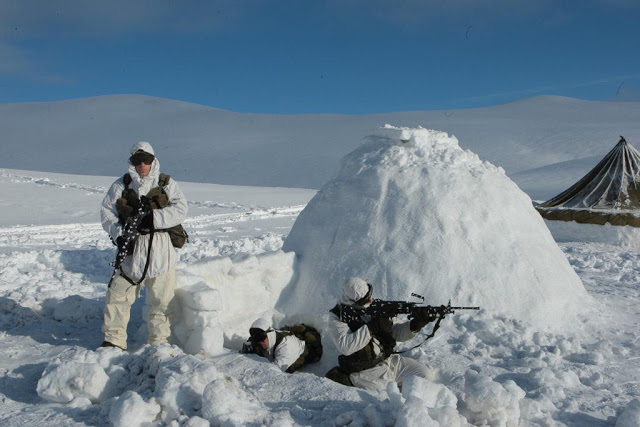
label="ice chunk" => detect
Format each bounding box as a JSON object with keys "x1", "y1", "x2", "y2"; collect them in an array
[{"x1": 37, "y1": 361, "x2": 109, "y2": 404}]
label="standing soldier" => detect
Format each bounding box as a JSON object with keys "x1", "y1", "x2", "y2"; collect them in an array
[
  {"x1": 100, "y1": 141, "x2": 188, "y2": 350},
  {"x1": 326, "y1": 277, "x2": 434, "y2": 389}
]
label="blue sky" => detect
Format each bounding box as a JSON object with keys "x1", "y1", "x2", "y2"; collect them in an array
[{"x1": 1, "y1": 0, "x2": 639, "y2": 114}]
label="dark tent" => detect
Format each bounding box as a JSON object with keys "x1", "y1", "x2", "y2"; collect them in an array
[{"x1": 536, "y1": 136, "x2": 640, "y2": 227}]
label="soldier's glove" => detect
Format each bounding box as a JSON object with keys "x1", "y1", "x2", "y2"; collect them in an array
[
  {"x1": 116, "y1": 198, "x2": 134, "y2": 220},
  {"x1": 347, "y1": 320, "x2": 365, "y2": 332},
  {"x1": 367, "y1": 316, "x2": 393, "y2": 337},
  {"x1": 410, "y1": 308, "x2": 436, "y2": 332}
]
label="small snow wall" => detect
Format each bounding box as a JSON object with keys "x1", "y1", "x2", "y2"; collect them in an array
[{"x1": 278, "y1": 125, "x2": 590, "y2": 330}]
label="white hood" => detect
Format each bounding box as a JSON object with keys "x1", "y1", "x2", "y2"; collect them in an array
[
  {"x1": 340, "y1": 277, "x2": 369, "y2": 305},
  {"x1": 130, "y1": 141, "x2": 155, "y2": 156},
  {"x1": 128, "y1": 141, "x2": 160, "y2": 184}
]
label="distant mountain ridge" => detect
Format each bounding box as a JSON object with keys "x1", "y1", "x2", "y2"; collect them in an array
[{"x1": 2, "y1": 94, "x2": 639, "y2": 198}]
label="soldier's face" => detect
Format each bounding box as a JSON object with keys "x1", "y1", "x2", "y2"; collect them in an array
[
  {"x1": 135, "y1": 162, "x2": 151, "y2": 177},
  {"x1": 257, "y1": 337, "x2": 269, "y2": 349}
]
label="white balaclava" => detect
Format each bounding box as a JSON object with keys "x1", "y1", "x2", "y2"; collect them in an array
[{"x1": 340, "y1": 277, "x2": 370, "y2": 305}]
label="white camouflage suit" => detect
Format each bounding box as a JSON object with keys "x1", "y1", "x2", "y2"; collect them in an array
[
  {"x1": 101, "y1": 141, "x2": 188, "y2": 349},
  {"x1": 246, "y1": 318, "x2": 306, "y2": 372},
  {"x1": 328, "y1": 277, "x2": 433, "y2": 390},
  {"x1": 263, "y1": 330, "x2": 306, "y2": 372}
]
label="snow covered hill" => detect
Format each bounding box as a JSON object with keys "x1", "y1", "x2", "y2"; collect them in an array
[{"x1": 2, "y1": 95, "x2": 640, "y2": 199}]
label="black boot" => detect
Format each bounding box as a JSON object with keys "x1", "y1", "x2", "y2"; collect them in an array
[
  {"x1": 326, "y1": 366, "x2": 354, "y2": 387},
  {"x1": 99, "y1": 341, "x2": 124, "y2": 350}
]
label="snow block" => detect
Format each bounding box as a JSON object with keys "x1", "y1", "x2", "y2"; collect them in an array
[
  {"x1": 201, "y1": 375, "x2": 265, "y2": 425},
  {"x1": 153, "y1": 354, "x2": 222, "y2": 421},
  {"x1": 464, "y1": 370, "x2": 524, "y2": 426},
  {"x1": 176, "y1": 281, "x2": 222, "y2": 311},
  {"x1": 177, "y1": 251, "x2": 296, "y2": 343},
  {"x1": 109, "y1": 391, "x2": 161, "y2": 427},
  {"x1": 37, "y1": 361, "x2": 109, "y2": 403},
  {"x1": 396, "y1": 377, "x2": 468, "y2": 427},
  {"x1": 280, "y1": 125, "x2": 590, "y2": 330},
  {"x1": 402, "y1": 376, "x2": 458, "y2": 409},
  {"x1": 616, "y1": 398, "x2": 640, "y2": 427},
  {"x1": 172, "y1": 280, "x2": 224, "y2": 356}
]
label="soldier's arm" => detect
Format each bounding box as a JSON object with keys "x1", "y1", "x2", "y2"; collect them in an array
[
  {"x1": 273, "y1": 336, "x2": 305, "y2": 372},
  {"x1": 101, "y1": 180, "x2": 125, "y2": 241},
  {"x1": 327, "y1": 313, "x2": 371, "y2": 356},
  {"x1": 391, "y1": 319, "x2": 416, "y2": 342},
  {"x1": 153, "y1": 179, "x2": 188, "y2": 229}
]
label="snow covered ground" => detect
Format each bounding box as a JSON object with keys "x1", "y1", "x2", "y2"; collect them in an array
[
  {"x1": 0, "y1": 162, "x2": 638, "y2": 426},
  {"x1": 1, "y1": 96, "x2": 640, "y2": 426}
]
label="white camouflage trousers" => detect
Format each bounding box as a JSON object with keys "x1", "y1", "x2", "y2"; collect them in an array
[
  {"x1": 102, "y1": 269, "x2": 176, "y2": 349},
  {"x1": 349, "y1": 354, "x2": 433, "y2": 390}
]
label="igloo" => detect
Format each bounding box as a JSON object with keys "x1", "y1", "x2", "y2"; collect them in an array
[{"x1": 278, "y1": 125, "x2": 590, "y2": 330}]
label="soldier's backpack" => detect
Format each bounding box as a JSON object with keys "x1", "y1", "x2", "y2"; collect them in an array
[{"x1": 281, "y1": 323, "x2": 323, "y2": 364}]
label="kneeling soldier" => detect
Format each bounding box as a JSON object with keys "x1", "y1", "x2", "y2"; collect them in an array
[{"x1": 326, "y1": 277, "x2": 434, "y2": 390}]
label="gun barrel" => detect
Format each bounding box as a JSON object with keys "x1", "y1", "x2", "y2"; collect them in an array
[{"x1": 450, "y1": 306, "x2": 480, "y2": 310}]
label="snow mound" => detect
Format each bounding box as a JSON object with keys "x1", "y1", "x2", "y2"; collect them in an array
[
  {"x1": 280, "y1": 125, "x2": 590, "y2": 330},
  {"x1": 109, "y1": 391, "x2": 161, "y2": 427},
  {"x1": 396, "y1": 377, "x2": 470, "y2": 426},
  {"x1": 463, "y1": 370, "x2": 525, "y2": 426},
  {"x1": 37, "y1": 345, "x2": 229, "y2": 424},
  {"x1": 616, "y1": 398, "x2": 640, "y2": 427},
  {"x1": 37, "y1": 360, "x2": 110, "y2": 404},
  {"x1": 201, "y1": 375, "x2": 276, "y2": 425}
]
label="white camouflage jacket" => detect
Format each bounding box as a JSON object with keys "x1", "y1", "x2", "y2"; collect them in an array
[
  {"x1": 327, "y1": 309, "x2": 416, "y2": 358},
  {"x1": 264, "y1": 330, "x2": 306, "y2": 372},
  {"x1": 101, "y1": 142, "x2": 188, "y2": 281}
]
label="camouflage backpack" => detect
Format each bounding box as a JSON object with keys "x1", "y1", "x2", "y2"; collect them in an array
[{"x1": 280, "y1": 323, "x2": 323, "y2": 364}]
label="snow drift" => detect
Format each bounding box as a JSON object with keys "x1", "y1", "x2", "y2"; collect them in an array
[
  {"x1": 280, "y1": 125, "x2": 590, "y2": 330},
  {"x1": 3, "y1": 167, "x2": 637, "y2": 425}
]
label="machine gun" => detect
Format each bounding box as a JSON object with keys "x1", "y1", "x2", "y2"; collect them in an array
[
  {"x1": 337, "y1": 293, "x2": 480, "y2": 326},
  {"x1": 240, "y1": 341, "x2": 268, "y2": 358},
  {"x1": 108, "y1": 197, "x2": 152, "y2": 287},
  {"x1": 337, "y1": 293, "x2": 480, "y2": 353}
]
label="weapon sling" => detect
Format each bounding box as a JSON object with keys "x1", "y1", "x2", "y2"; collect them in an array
[
  {"x1": 392, "y1": 312, "x2": 446, "y2": 354},
  {"x1": 118, "y1": 228, "x2": 154, "y2": 287},
  {"x1": 108, "y1": 173, "x2": 158, "y2": 288}
]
